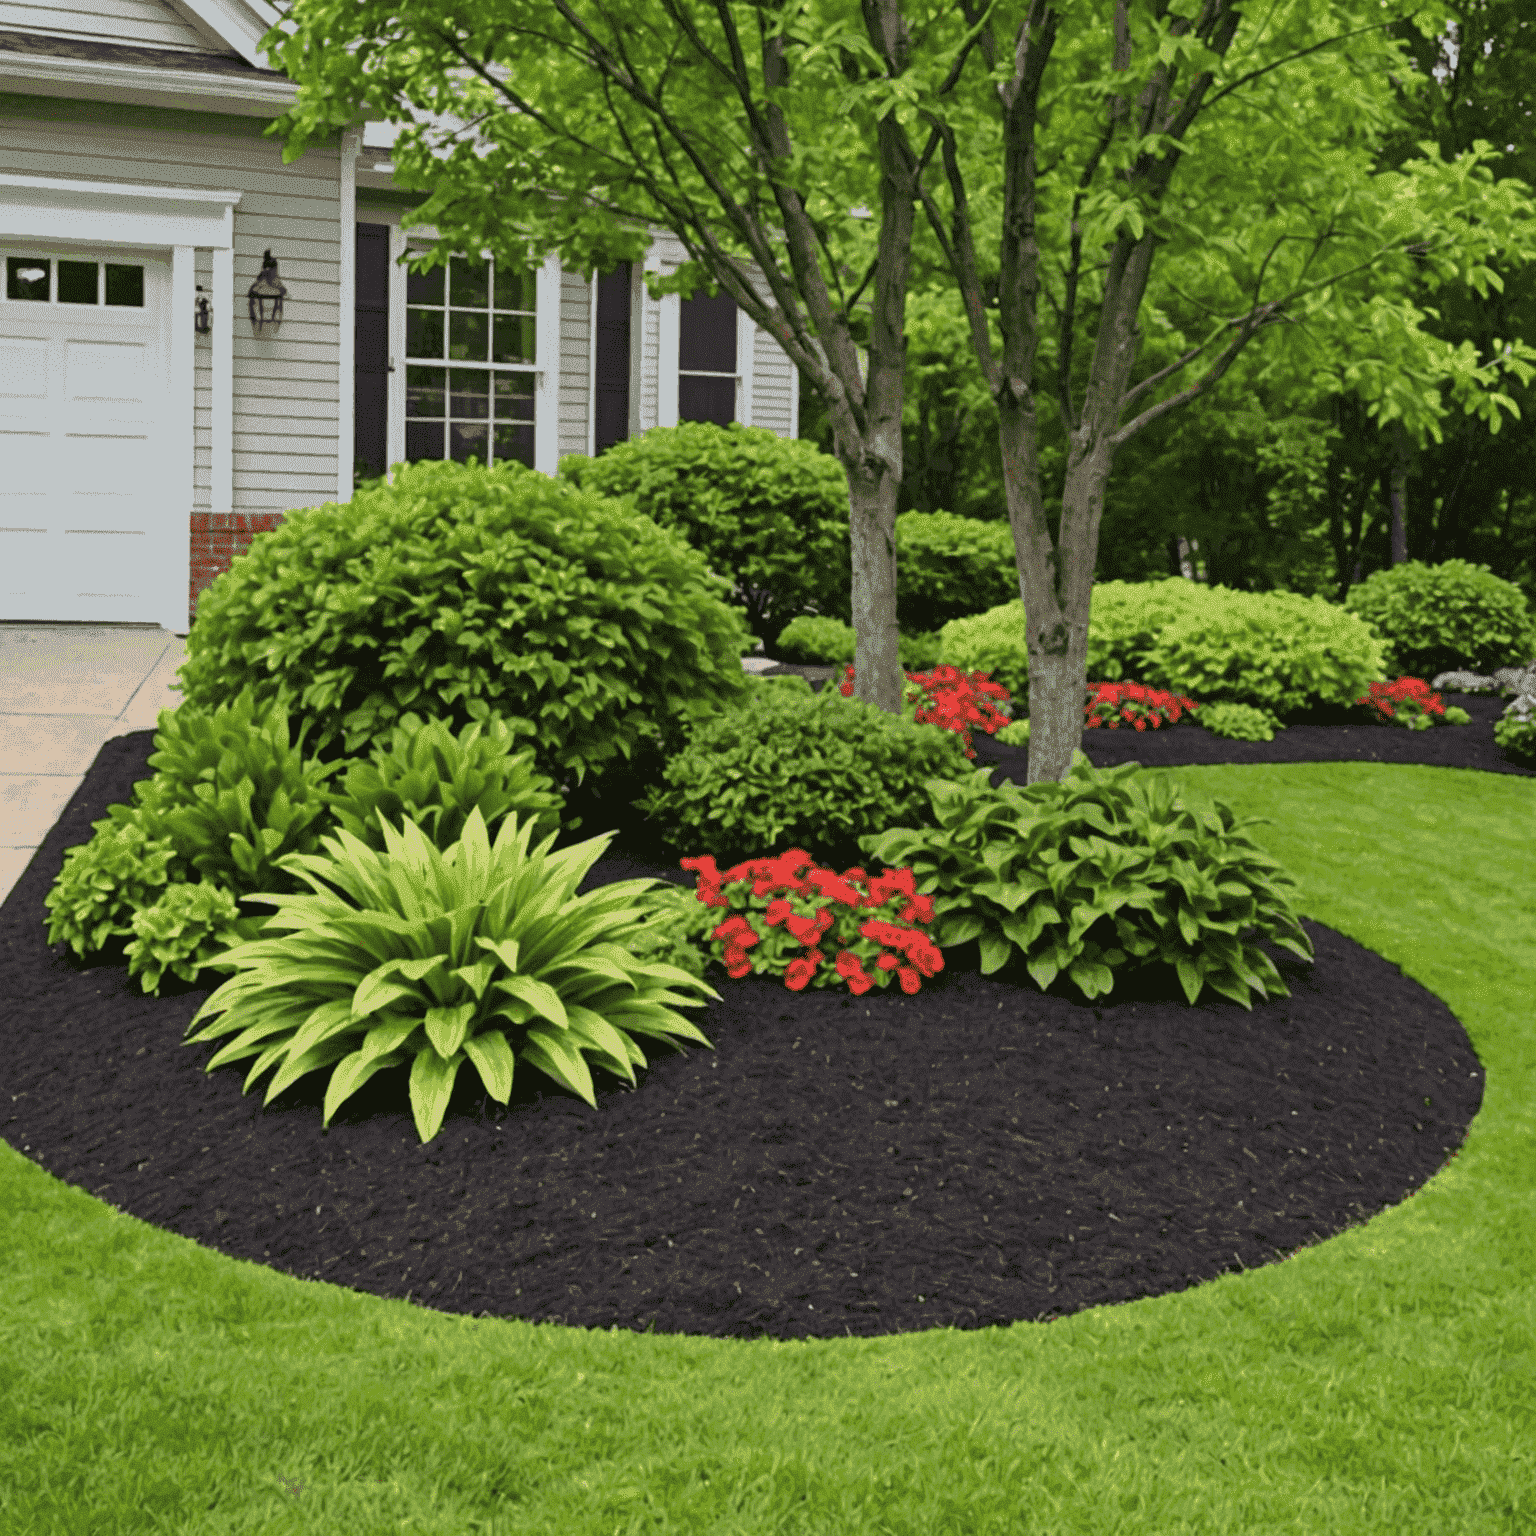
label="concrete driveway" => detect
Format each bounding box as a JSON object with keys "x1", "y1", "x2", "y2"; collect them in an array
[{"x1": 0, "y1": 624, "x2": 187, "y2": 905}]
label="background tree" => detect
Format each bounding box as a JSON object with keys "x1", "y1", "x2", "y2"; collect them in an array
[{"x1": 267, "y1": 0, "x2": 1012, "y2": 717}]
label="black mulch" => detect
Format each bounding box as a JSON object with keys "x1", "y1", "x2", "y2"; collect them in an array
[{"x1": 2, "y1": 688, "x2": 1517, "y2": 1343}]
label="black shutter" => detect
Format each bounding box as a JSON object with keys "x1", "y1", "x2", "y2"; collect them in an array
[
  {"x1": 354, "y1": 223, "x2": 390, "y2": 482},
  {"x1": 678, "y1": 288, "x2": 736, "y2": 426},
  {"x1": 593, "y1": 262, "x2": 631, "y2": 454}
]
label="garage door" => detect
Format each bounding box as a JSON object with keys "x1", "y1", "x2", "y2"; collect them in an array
[{"x1": 0, "y1": 248, "x2": 178, "y2": 624}]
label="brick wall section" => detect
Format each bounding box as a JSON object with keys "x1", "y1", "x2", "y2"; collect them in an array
[{"x1": 189, "y1": 512, "x2": 285, "y2": 626}]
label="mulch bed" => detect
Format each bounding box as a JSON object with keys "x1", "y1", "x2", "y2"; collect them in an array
[{"x1": 0, "y1": 689, "x2": 1515, "y2": 1342}]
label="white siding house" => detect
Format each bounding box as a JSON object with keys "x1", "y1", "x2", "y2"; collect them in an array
[{"x1": 0, "y1": 0, "x2": 802, "y2": 633}]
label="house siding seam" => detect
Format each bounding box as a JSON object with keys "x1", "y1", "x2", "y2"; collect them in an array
[{"x1": 0, "y1": 0, "x2": 216, "y2": 54}]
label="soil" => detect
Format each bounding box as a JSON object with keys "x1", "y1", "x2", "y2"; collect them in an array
[{"x1": 0, "y1": 686, "x2": 1514, "y2": 1343}]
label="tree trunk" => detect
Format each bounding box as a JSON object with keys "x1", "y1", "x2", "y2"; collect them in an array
[
  {"x1": 1388, "y1": 417, "x2": 1410, "y2": 566},
  {"x1": 1175, "y1": 534, "x2": 1198, "y2": 580}
]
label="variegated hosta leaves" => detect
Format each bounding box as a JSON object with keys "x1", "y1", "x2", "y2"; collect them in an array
[
  {"x1": 861, "y1": 758, "x2": 1314, "y2": 1009},
  {"x1": 184, "y1": 806, "x2": 720, "y2": 1144}
]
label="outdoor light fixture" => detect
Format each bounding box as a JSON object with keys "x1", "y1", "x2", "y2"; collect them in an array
[
  {"x1": 247, "y1": 249, "x2": 287, "y2": 334},
  {"x1": 194, "y1": 284, "x2": 212, "y2": 334}
]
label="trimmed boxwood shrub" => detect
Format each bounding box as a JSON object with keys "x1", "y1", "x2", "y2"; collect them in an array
[
  {"x1": 1344, "y1": 559, "x2": 1536, "y2": 677},
  {"x1": 176, "y1": 461, "x2": 757, "y2": 800},
  {"x1": 557, "y1": 421, "x2": 851, "y2": 649},
  {"x1": 636, "y1": 675, "x2": 972, "y2": 873}
]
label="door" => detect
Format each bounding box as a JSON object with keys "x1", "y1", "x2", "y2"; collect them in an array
[
  {"x1": 593, "y1": 261, "x2": 631, "y2": 454},
  {"x1": 0, "y1": 248, "x2": 175, "y2": 623}
]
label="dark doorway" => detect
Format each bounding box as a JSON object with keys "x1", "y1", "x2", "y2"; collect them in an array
[
  {"x1": 354, "y1": 223, "x2": 390, "y2": 482},
  {"x1": 593, "y1": 262, "x2": 632, "y2": 455},
  {"x1": 678, "y1": 288, "x2": 736, "y2": 427}
]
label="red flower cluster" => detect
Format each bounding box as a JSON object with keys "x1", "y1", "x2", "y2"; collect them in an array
[
  {"x1": 837, "y1": 663, "x2": 1012, "y2": 758},
  {"x1": 1355, "y1": 676, "x2": 1445, "y2": 725},
  {"x1": 679, "y1": 848, "x2": 943, "y2": 995},
  {"x1": 1083, "y1": 680, "x2": 1199, "y2": 731}
]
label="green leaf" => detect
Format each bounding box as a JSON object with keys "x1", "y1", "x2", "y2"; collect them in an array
[{"x1": 408, "y1": 1044, "x2": 465, "y2": 1144}]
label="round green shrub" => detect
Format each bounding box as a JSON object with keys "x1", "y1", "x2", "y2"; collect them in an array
[
  {"x1": 557, "y1": 421, "x2": 851, "y2": 650},
  {"x1": 177, "y1": 460, "x2": 756, "y2": 800},
  {"x1": 774, "y1": 614, "x2": 944, "y2": 670},
  {"x1": 1344, "y1": 559, "x2": 1536, "y2": 677},
  {"x1": 1144, "y1": 590, "x2": 1386, "y2": 720},
  {"x1": 636, "y1": 680, "x2": 973, "y2": 872}
]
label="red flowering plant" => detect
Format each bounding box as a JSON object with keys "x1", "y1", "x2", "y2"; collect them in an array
[
  {"x1": 837, "y1": 663, "x2": 1012, "y2": 758},
  {"x1": 678, "y1": 847, "x2": 944, "y2": 996},
  {"x1": 1355, "y1": 677, "x2": 1446, "y2": 730},
  {"x1": 1083, "y1": 681, "x2": 1199, "y2": 731}
]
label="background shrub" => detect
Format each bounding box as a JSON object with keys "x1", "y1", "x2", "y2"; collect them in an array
[
  {"x1": 176, "y1": 461, "x2": 756, "y2": 802},
  {"x1": 1344, "y1": 559, "x2": 1536, "y2": 677},
  {"x1": 1146, "y1": 590, "x2": 1387, "y2": 719},
  {"x1": 557, "y1": 422, "x2": 851, "y2": 650},
  {"x1": 636, "y1": 677, "x2": 972, "y2": 872},
  {"x1": 774, "y1": 614, "x2": 944, "y2": 670}
]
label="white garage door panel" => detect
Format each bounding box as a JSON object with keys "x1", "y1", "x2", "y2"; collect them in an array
[{"x1": 0, "y1": 250, "x2": 178, "y2": 624}]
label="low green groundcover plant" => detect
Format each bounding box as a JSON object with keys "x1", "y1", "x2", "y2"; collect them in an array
[
  {"x1": 185, "y1": 807, "x2": 719, "y2": 1146},
  {"x1": 1199, "y1": 702, "x2": 1284, "y2": 741},
  {"x1": 1494, "y1": 693, "x2": 1536, "y2": 761},
  {"x1": 860, "y1": 758, "x2": 1313, "y2": 1007}
]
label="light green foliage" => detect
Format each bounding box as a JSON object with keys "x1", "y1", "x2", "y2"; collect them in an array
[
  {"x1": 185, "y1": 807, "x2": 720, "y2": 1145},
  {"x1": 45, "y1": 815, "x2": 186, "y2": 959},
  {"x1": 1494, "y1": 694, "x2": 1536, "y2": 762},
  {"x1": 556, "y1": 422, "x2": 851, "y2": 651},
  {"x1": 125, "y1": 881, "x2": 248, "y2": 995},
  {"x1": 937, "y1": 578, "x2": 1218, "y2": 701},
  {"x1": 774, "y1": 615, "x2": 943, "y2": 671},
  {"x1": 861, "y1": 759, "x2": 1312, "y2": 1008},
  {"x1": 320, "y1": 712, "x2": 563, "y2": 856},
  {"x1": 1197, "y1": 702, "x2": 1284, "y2": 742},
  {"x1": 1145, "y1": 591, "x2": 1387, "y2": 719},
  {"x1": 994, "y1": 718, "x2": 1031, "y2": 746},
  {"x1": 1441, "y1": 706, "x2": 1472, "y2": 726},
  {"x1": 609, "y1": 882, "x2": 711, "y2": 983},
  {"x1": 175, "y1": 460, "x2": 755, "y2": 792},
  {"x1": 638, "y1": 682, "x2": 971, "y2": 873},
  {"x1": 1344, "y1": 559, "x2": 1536, "y2": 677}
]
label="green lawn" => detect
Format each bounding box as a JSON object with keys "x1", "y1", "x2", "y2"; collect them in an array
[{"x1": 2, "y1": 760, "x2": 1532, "y2": 1535}]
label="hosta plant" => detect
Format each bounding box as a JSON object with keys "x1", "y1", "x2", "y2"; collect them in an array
[
  {"x1": 185, "y1": 807, "x2": 721, "y2": 1145},
  {"x1": 860, "y1": 759, "x2": 1313, "y2": 1008}
]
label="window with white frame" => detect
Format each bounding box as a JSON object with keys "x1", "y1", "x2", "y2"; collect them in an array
[{"x1": 404, "y1": 252, "x2": 537, "y2": 467}]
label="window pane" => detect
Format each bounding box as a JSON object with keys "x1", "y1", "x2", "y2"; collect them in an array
[
  {"x1": 7, "y1": 257, "x2": 50, "y2": 302},
  {"x1": 449, "y1": 256, "x2": 489, "y2": 310},
  {"x1": 449, "y1": 421, "x2": 488, "y2": 464},
  {"x1": 406, "y1": 261, "x2": 443, "y2": 306},
  {"x1": 494, "y1": 372, "x2": 535, "y2": 421},
  {"x1": 407, "y1": 308, "x2": 444, "y2": 360},
  {"x1": 448, "y1": 369, "x2": 489, "y2": 419},
  {"x1": 679, "y1": 289, "x2": 736, "y2": 372},
  {"x1": 58, "y1": 260, "x2": 99, "y2": 305},
  {"x1": 678, "y1": 373, "x2": 736, "y2": 428},
  {"x1": 104, "y1": 264, "x2": 144, "y2": 307},
  {"x1": 493, "y1": 422, "x2": 535, "y2": 468},
  {"x1": 492, "y1": 312, "x2": 537, "y2": 365},
  {"x1": 448, "y1": 309, "x2": 488, "y2": 362},
  {"x1": 406, "y1": 420, "x2": 445, "y2": 462},
  {"x1": 406, "y1": 364, "x2": 445, "y2": 418},
  {"x1": 492, "y1": 266, "x2": 535, "y2": 311}
]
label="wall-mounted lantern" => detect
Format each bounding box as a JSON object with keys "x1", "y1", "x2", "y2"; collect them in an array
[
  {"x1": 247, "y1": 249, "x2": 287, "y2": 335},
  {"x1": 194, "y1": 284, "x2": 212, "y2": 335}
]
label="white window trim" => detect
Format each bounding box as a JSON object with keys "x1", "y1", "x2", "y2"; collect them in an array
[
  {"x1": 337, "y1": 126, "x2": 362, "y2": 503},
  {"x1": 735, "y1": 302, "x2": 755, "y2": 428}
]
